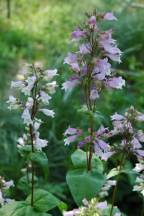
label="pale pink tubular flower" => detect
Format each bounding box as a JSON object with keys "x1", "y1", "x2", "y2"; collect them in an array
[
  {"x1": 106, "y1": 77, "x2": 125, "y2": 89},
  {"x1": 64, "y1": 127, "x2": 82, "y2": 146},
  {"x1": 71, "y1": 28, "x2": 86, "y2": 40},
  {"x1": 62, "y1": 77, "x2": 80, "y2": 91},
  {"x1": 104, "y1": 12, "x2": 117, "y2": 21},
  {"x1": 92, "y1": 58, "x2": 111, "y2": 80}
]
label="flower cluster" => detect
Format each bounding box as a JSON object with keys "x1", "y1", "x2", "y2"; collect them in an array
[
  {"x1": 107, "y1": 107, "x2": 144, "y2": 159},
  {"x1": 64, "y1": 198, "x2": 121, "y2": 216},
  {"x1": 0, "y1": 176, "x2": 14, "y2": 206},
  {"x1": 7, "y1": 64, "x2": 58, "y2": 151},
  {"x1": 64, "y1": 125, "x2": 113, "y2": 160},
  {"x1": 62, "y1": 12, "x2": 125, "y2": 102},
  {"x1": 133, "y1": 160, "x2": 144, "y2": 196}
]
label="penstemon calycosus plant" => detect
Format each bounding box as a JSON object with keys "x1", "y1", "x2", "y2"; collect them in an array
[
  {"x1": 63, "y1": 11, "x2": 125, "y2": 170},
  {"x1": 62, "y1": 11, "x2": 125, "y2": 211},
  {"x1": 62, "y1": 11, "x2": 144, "y2": 216},
  {"x1": 2, "y1": 63, "x2": 61, "y2": 215}
]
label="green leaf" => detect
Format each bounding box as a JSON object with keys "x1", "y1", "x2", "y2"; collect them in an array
[
  {"x1": 66, "y1": 169, "x2": 105, "y2": 206},
  {"x1": 30, "y1": 151, "x2": 48, "y2": 168},
  {"x1": 0, "y1": 201, "x2": 19, "y2": 216},
  {"x1": 26, "y1": 189, "x2": 60, "y2": 212},
  {"x1": 102, "y1": 205, "x2": 121, "y2": 216},
  {"x1": 0, "y1": 201, "x2": 51, "y2": 216},
  {"x1": 71, "y1": 149, "x2": 103, "y2": 172},
  {"x1": 30, "y1": 151, "x2": 48, "y2": 179}
]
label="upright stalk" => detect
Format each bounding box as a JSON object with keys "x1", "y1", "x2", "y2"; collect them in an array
[
  {"x1": 29, "y1": 124, "x2": 34, "y2": 206},
  {"x1": 29, "y1": 66, "x2": 38, "y2": 206},
  {"x1": 109, "y1": 152, "x2": 125, "y2": 216}
]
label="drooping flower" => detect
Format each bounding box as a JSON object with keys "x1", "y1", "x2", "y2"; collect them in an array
[
  {"x1": 7, "y1": 96, "x2": 19, "y2": 110},
  {"x1": 99, "y1": 29, "x2": 122, "y2": 63},
  {"x1": 64, "y1": 53, "x2": 80, "y2": 72},
  {"x1": 111, "y1": 113, "x2": 124, "y2": 121},
  {"x1": 39, "y1": 108, "x2": 55, "y2": 118},
  {"x1": 35, "y1": 132, "x2": 48, "y2": 150},
  {"x1": 64, "y1": 127, "x2": 82, "y2": 146},
  {"x1": 21, "y1": 108, "x2": 32, "y2": 125},
  {"x1": 92, "y1": 58, "x2": 111, "y2": 80},
  {"x1": 96, "y1": 201, "x2": 108, "y2": 209},
  {"x1": 46, "y1": 81, "x2": 57, "y2": 94},
  {"x1": 40, "y1": 91, "x2": 51, "y2": 104},
  {"x1": 11, "y1": 80, "x2": 24, "y2": 89},
  {"x1": 103, "y1": 12, "x2": 117, "y2": 21},
  {"x1": 22, "y1": 76, "x2": 36, "y2": 96},
  {"x1": 62, "y1": 77, "x2": 80, "y2": 91},
  {"x1": 71, "y1": 28, "x2": 86, "y2": 40},
  {"x1": 90, "y1": 89, "x2": 99, "y2": 100},
  {"x1": 25, "y1": 97, "x2": 34, "y2": 109},
  {"x1": 44, "y1": 69, "x2": 58, "y2": 80},
  {"x1": 79, "y1": 43, "x2": 91, "y2": 54},
  {"x1": 88, "y1": 15, "x2": 97, "y2": 27},
  {"x1": 106, "y1": 77, "x2": 125, "y2": 89}
]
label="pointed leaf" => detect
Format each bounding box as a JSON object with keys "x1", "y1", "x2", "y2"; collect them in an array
[
  {"x1": 26, "y1": 189, "x2": 60, "y2": 212},
  {"x1": 66, "y1": 169, "x2": 105, "y2": 206}
]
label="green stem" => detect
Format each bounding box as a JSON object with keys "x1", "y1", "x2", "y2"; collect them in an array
[
  {"x1": 29, "y1": 125, "x2": 34, "y2": 206},
  {"x1": 29, "y1": 65, "x2": 39, "y2": 206},
  {"x1": 140, "y1": 196, "x2": 144, "y2": 216},
  {"x1": 87, "y1": 114, "x2": 94, "y2": 171},
  {"x1": 109, "y1": 152, "x2": 125, "y2": 216}
]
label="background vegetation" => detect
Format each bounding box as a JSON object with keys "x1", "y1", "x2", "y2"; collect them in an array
[{"x1": 0, "y1": 0, "x2": 144, "y2": 215}]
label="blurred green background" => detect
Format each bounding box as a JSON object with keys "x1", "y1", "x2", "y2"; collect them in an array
[{"x1": 0, "y1": 0, "x2": 144, "y2": 215}]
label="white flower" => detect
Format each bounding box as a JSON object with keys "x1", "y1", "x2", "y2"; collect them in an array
[
  {"x1": 137, "y1": 130, "x2": 144, "y2": 142},
  {"x1": 35, "y1": 132, "x2": 48, "y2": 150},
  {"x1": 44, "y1": 69, "x2": 58, "y2": 80},
  {"x1": 33, "y1": 120, "x2": 41, "y2": 131},
  {"x1": 22, "y1": 76, "x2": 36, "y2": 96},
  {"x1": 26, "y1": 97, "x2": 34, "y2": 109},
  {"x1": 90, "y1": 89, "x2": 99, "y2": 100},
  {"x1": 21, "y1": 108, "x2": 32, "y2": 125},
  {"x1": 7, "y1": 96, "x2": 18, "y2": 110},
  {"x1": 133, "y1": 163, "x2": 144, "y2": 172},
  {"x1": 11, "y1": 80, "x2": 24, "y2": 89},
  {"x1": 17, "y1": 137, "x2": 25, "y2": 148},
  {"x1": 0, "y1": 190, "x2": 4, "y2": 205},
  {"x1": 40, "y1": 91, "x2": 51, "y2": 104},
  {"x1": 136, "y1": 114, "x2": 144, "y2": 122},
  {"x1": 111, "y1": 113, "x2": 124, "y2": 121},
  {"x1": 39, "y1": 109, "x2": 55, "y2": 118},
  {"x1": 62, "y1": 79, "x2": 80, "y2": 91},
  {"x1": 4, "y1": 180, "x2": 14, "y2": 189},
  {"x1": 46, "y1": 81, "x2": 57, "y2": 94}
]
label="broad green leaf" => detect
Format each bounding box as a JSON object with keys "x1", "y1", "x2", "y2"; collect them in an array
[
  {"x1": 30, "y1": 151, "x2": 48, "y2": 168},
  {"x1": 0, "y1": 201, "x2": 50, "y2": 216},
  {"x1": 30, "y1": 151, "x2": 48, "y2": 179},
  {"x1": 103, "y1": 205, "x2": 121, "y2": 216},
  {"x1": 0, "y1": 201, "x2": 19, "y2": 216},
  {"x1": 17, "y1": 175, "x2": 38, "y2": 195},
  {"x1": 26, "y1": 189, "x2": 60, "y2": 212},
  {"x1": 18, "y1": 145, "x2": 31, "y2": 154},
  {"x1": 71, "y1": 149, "x2": 103, "y2": 172},
  {"x1": 66, "y1": 169, "x2": 105, "y2": 206}
]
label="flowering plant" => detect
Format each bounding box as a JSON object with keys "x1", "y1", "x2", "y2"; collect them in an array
[
  {"x1": 1, "y1": 64, "x2": 61, "y2": 215},
  {"x1": 63, "y1": 11, "x2": 144, "y2": 216}
]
